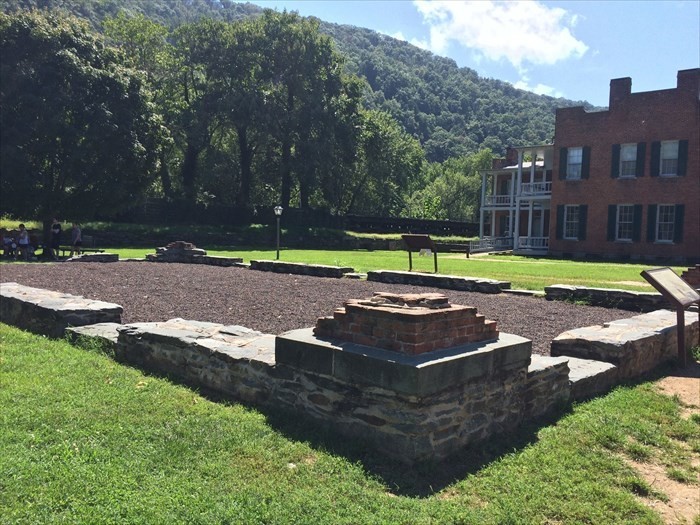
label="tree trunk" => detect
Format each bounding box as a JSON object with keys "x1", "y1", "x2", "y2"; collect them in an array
[
  {"x1": 280, "y1": 135, "x2": 292, "y2": 208},
  {"x1": 236, "y1": 125, "x2": 254, "y2": 210},
  {"x1": 159, "y1": 151, "x2": 173, "y2": 199},
  {"x1": 181, "y1": 141, "x2": 201, "y2": 203}
]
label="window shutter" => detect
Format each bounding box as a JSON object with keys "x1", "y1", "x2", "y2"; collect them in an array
[
  {"x1": 632, "y1": 204, "x2": 643, "y2": 242},
  {"x1": 607, "y1": 205, "x2": 616, "y2": 241},
  {"x1": 673, "y1": 204, "x2": 685, "y2": 243},
  {"x1": 578, "y1": 205, "x2": 588, "y2": 241},
  {"x1": 635, "y1": 142, "x2": 646, "y2": 177},
  {"x1": 556, "y1": 205, "x2": 564, "y2": 239},
  {"x1": 558, "y1": 148, "x2": 568, "y2": 179},
  {"x1": 650, "y1": 141, "x2": 660, "y2": 177},
  {"x1": 647, "y1": 204, "x2": 657, "y2": 242},
  {"x1": 581, "y1": 146, "x2": 591, "y2": 179},
  {"x1": 611, "y1": 144, "x2": 620, "y2": 178},
  {"x1": 677, "y1": 140, "x2": 688, "y2": 176}
]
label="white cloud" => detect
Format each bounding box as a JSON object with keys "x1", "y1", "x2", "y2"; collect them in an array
[
  {"x1": 513, "y1": 79, "x2": 562, "y2": 98},
  {"x1": 413, "y1": 0, "x2": 588, "y2": 67},
  {"x1": 387, "y1": 30, "x2": 431, "y2": 51}
]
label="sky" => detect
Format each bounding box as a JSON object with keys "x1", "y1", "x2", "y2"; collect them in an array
[{"x1": 240, "y1": 0, "x2": 700, "y2": 107}]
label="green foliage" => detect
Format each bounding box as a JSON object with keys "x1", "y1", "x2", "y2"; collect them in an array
[{"x1": 0, "y1": 10, "x2": 167, "y2": 233}]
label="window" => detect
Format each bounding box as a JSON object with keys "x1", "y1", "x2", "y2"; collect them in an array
[
  {"x1": 563, "y1": 205, "x2": 579, "y2": 240},
  {"x1": 567, "y1": 147, "x2": 582, "y2": 179},
  {"x1": 660, "y1": 141, "x2": 679, "y2": 176},
  {"x1": 656, "y1": 205, "x2": 675, "y2": 242},
  {"x1": 616, "y1": 204, "x2": 634, "y2": 241},
  {"x1": 619, "y1": 144, "x2": 637, "y2": 177}
]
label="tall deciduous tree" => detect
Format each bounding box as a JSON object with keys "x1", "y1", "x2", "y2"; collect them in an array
[{"x1": 0, "y1": 10, "x2": 166, "y2": 239}]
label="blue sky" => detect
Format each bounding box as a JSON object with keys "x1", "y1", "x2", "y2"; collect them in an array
[{"x1": 241, "y1": 0, "x2": 700, "y2": 107}]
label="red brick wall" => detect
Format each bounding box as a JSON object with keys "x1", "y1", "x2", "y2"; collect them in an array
[
  {"x1": 681, "y1": 265, "x2": 700, "y2": 287},
  {"x1": 550, "y1": 69, "x2": 699, "y2": 262}
]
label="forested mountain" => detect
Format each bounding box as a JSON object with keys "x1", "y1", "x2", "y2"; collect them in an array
[
  {"x1": 1, "y1": 0, "x2": 597, "y2": 162},
  {"x1": 1, "y1": 1, "x2": 599, "y2": 225}
]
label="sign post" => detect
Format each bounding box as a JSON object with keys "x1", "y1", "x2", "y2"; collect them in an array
[
  {"x1": 641, "y1": 267, "x2": 700, "y2": 368},
  {"x1": 401, "y1": 234, "x2": 438, "y2": 273}
]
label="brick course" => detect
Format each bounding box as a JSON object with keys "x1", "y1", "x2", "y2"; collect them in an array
[
  {"x1": 313, "y1": 292, "x2": 499, "y2": 355},
  {"x1": 550, "y1": 69, "x2": 699, "y2": 262}
]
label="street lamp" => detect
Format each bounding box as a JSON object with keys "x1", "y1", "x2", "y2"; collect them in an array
[{"x1": 274, "y1": 205, "x2": 283, "y2": 260}]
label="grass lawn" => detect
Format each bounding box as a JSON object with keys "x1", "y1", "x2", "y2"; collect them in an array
[
  {"x1": 109, "y1": 246, "x2": 684, "y2": 292},
  {"x1": 2, "y1": 324, "x2": 698, "y2": 524}
]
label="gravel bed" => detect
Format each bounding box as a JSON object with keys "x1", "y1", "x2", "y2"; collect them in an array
[{"x1": 0, "y1": 261, "x2": 637, "y2": 355}]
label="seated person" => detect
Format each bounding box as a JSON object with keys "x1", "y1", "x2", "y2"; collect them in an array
[{"x1": 2, "y1": 231, "x2": 16, "y2": 258}]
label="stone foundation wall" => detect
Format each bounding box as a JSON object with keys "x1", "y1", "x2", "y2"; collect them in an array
[
  {"x1": 552, "y1": 309, "x2": 698, "y2": 379},
  {"x1": 0, "y1": 282, "x2": 122, "y2": 338},
  {"x1": 113, "y1": 318, "x2": 532, "y2": 462},
  {"x1": 367, "y1": 270, "x2": 510, "y2": 294},
  {"x1": 250, "y1": 260, "x2": 354, "y2": 278},
  {"x1": 544, "y1": 284, "x2": 668, "y2": 312}
]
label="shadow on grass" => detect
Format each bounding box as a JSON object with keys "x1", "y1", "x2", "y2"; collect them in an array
[{"x1": 71, "y1": 334, "x2": 695, "y2": 497}]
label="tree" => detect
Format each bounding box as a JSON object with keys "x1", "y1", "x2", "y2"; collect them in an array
[{"x1": 0, "y1": 11, "x2": 166, "y2": 239}]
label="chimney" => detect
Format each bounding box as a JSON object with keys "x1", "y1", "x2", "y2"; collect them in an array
[
  {"x1": 676, "y1": 68, "x2": 700, "y2": 92},
  {"x1": 609, "y1": 77, "x2": 632, "y2": 108}
]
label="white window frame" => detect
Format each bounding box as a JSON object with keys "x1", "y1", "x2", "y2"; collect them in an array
[
  {"x1": 616, "y1": 204, "x2": 634, "y2": 242},
  {"x1": 619, "y1": 143, "x2": 637, "y2": 178},
  {"x1": 656, "y1": 204, "x2": 675, "y2": 243},
  {"x1": 567, "y1": 147, "x2": 583, "y2": 180},
  {"x1": 563, "y1": 205, "x2": 579, "y2": 240},
  {"x1": 660, "y1": 141, "x2": 679, "y2": 177}
]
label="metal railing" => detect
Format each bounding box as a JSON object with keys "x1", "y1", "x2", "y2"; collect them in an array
[
  {"x1": 520, "y1": 181, "x2": 551, "y2": 196},
  {"x1": 469, "y1": 236, "x2": 514, "y2": 253}
]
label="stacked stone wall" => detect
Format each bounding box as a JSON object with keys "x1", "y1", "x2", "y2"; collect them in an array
[{"x1": 681, "y1": 265, "x2": 700, "y2": 287}]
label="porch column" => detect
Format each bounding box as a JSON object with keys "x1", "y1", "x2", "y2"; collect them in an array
[
  {"x1": 513, "y1": 151, "x2": 523, "y2": 250},
  {"x1": 527, "y1": 200, "x2": 534, "y2": 248},
  {"x1": 509, "y1": 171, "x2": 516, "y2": 236},
  {"x1": 479, "y1": 172, "x2": 486, "y2": 238}
]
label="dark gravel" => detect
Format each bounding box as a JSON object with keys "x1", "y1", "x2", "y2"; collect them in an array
[{"x1": 0, "y1": 261, "x2": 636, "y2": 355}]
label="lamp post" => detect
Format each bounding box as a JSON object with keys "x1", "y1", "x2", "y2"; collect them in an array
[{"x1": 274, "y1": 205, "x2": 283, "y2": 260}]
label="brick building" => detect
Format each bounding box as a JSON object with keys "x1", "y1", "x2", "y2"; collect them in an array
[{"x1": 476, "y1": 69, "x2": 699, "y2": 263}]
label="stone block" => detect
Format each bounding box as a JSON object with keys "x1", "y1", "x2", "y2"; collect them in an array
[
  {"x1": 544, "y1": 284, "x2": 668, "y2": 312},
  {"x1": 0, "y1": 282, "x2": 122, "y2": 338},
  {"x1": 249, "y1": 260, "x2": 354, "y2": 278},
  {"x1": 551, "y1": 309, "x2": 698, "y2": 379},
  {"x1": 276, "y1": 328, "x2": 531, "y2": 396},
  {"x1": 66, "y1": 323, "x2": 121, "y2": 353},
  {"x1": 367, "y1": 270, "x2": 510, "y2": 294},
  {"x1": 564, "y1": 357, "x2": 619, "y2": 401}
]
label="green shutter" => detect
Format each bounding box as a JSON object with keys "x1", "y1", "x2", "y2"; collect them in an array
[
  {"x1": 674, "y1": 204, "x2": 685, "y2": 243},
  {"x1": 559, "y1": 148, "x2": 568, "y2": 179},
  {"x1": 677, "y1": 140, "x2": 688, "y2": 176},
  {"x1": 611, "y1": 144, "x2": 620, "y2": 178},
  {"x1": 650, "y1": 141, "x2": 660, "y2": 177},
  {"x1": 635, "y1": 142, "x2": 646, "y2": 177},
  {"x1": 632, "y1": 204, "x2": 642, "y2": 242},
  {"x1": 578, "y1": 205, "x2": 587, "y2": 240},
  {"x1": 556, "y1": 205, "x2": 564, "y2": 240},
  {"x1": 647, "y1": 204, "x2": 657, "y2": 242},
  {"x1": 581, "y1": 146, "x2": 591, "y2": 179},
  {"x1": 607, "y1": 205, "x2": 616, "y2": 241}
]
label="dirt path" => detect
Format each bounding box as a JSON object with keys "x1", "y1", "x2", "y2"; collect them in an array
[{"x1": 633, "y1": 361, "x2": 700, "y2": 524}]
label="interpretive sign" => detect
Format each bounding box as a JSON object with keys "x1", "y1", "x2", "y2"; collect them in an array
[
  {"x1": 641, "y1": 267, "x2": 700, "y2": 367},
  {"x1": 402, "y1": 234, "x2": 438, "y2": 273}
]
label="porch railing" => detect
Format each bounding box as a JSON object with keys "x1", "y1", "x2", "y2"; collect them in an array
[
  {"x1": 469, "y1": 236, "x2": 514, "y2": 253},
  {"x1": 483, "y1": 195, "x2": 513, "y2": 206},
  {"x1": 517, "y1": 236, "x2": 549, "y2": 249},
  {"x1": 520, "y1": 181, "x2": 551, "y2": 196}
]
